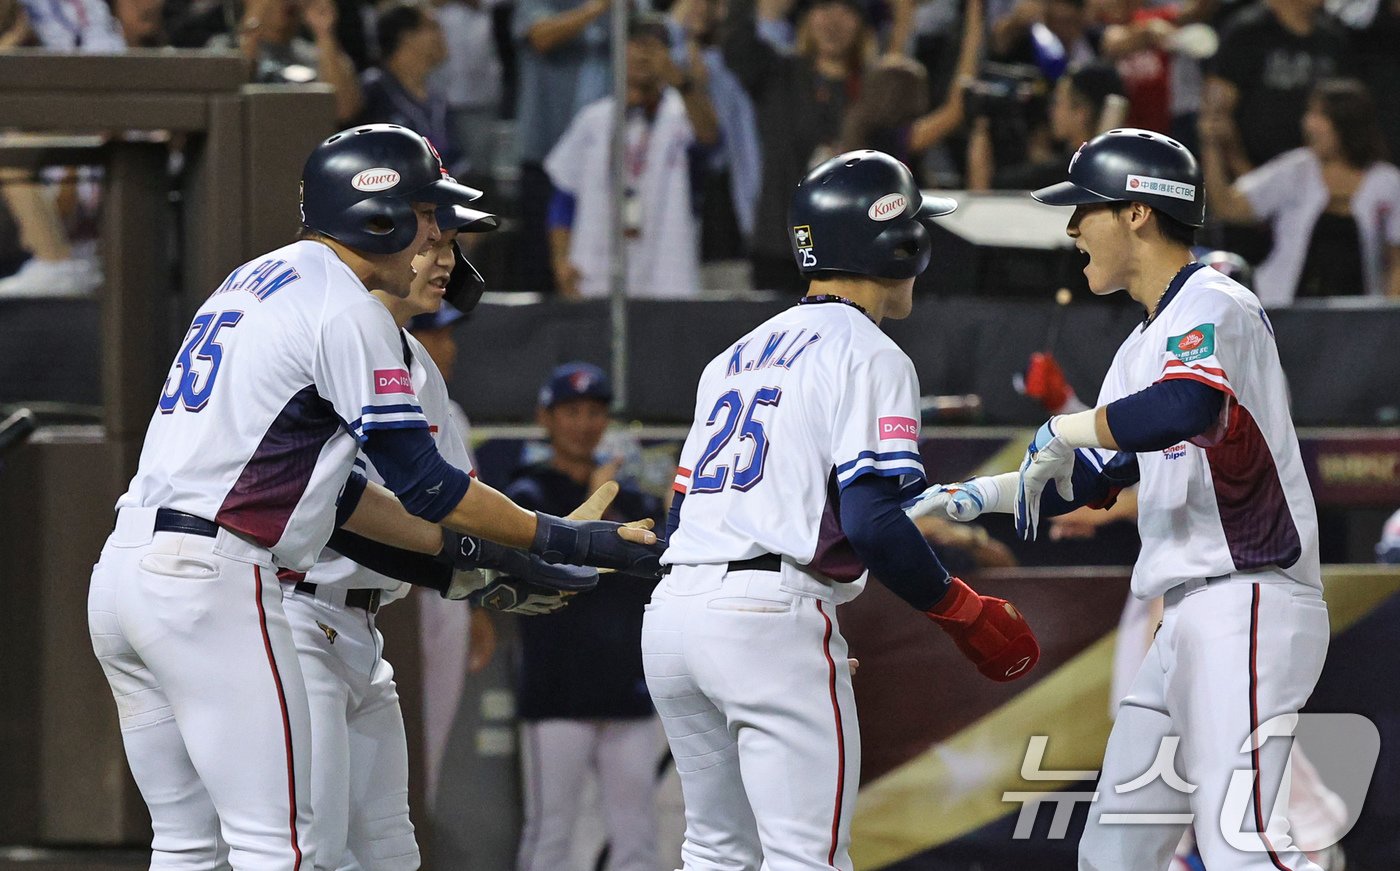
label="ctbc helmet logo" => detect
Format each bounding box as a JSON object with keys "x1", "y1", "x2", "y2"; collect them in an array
[
  {"x1": 352, "y1": 168, "x2": 401, "y2": 192},
  {"x1": 868, "y1": 193, "x2": 908, "y2": 222},
  {"x1": 1129, "y1": 178, "x2": 1141, "y2": 188}
]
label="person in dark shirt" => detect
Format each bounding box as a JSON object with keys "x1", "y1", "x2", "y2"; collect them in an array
[
  {"x1": 509, "y1": 362, "x2": 667, "y2": 871},
  {"x1": 359, "y1": 4, "x2": 460, "y2": 173},
  {"x1": 1202, "y1": 0, "x2": 1348, "y2": 173}
]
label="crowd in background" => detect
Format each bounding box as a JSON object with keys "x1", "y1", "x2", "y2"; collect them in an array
[{"x1": 3, "y1": 0, "x2": 1400, "y2": 301}]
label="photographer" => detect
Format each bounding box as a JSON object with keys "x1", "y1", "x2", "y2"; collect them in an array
[
  {"x1": 966, "y1": 61, "x2": 1125, "y2": 190},
  {"x1": 208, "y1": 0, "x2": 363, "y2": 124}
]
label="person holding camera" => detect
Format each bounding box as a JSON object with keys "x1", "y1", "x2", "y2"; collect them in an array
[{"x1": 966, "y1": 61, "x2": 1126, "y2": 190}]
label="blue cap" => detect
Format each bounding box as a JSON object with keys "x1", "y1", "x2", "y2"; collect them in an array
[
  {"x1": 408, "y1": 302, "x2": 467, "y2": 333},
  {"x1": 539, "y1": 362, "x2": 613, "y2": 408}
]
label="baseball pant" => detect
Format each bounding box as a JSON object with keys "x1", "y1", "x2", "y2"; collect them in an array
[
  {"x1": 516, "y1": 717, "x2": 664, "y2": 871},
  {"x1": 284, "y1": 587, "x2": 419, "y2": 871},
  {"x1": 1080, "y1": 579, "x2": 1330, "y2": 871},
  {"x1": 87, "y1": 508, "x2": 314, "y2": 871},
  {"x1": 642, "y1": 564, "x2": 859, "y2": 871}
]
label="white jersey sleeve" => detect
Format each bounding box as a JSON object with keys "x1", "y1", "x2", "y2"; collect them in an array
[
  {"x1": 830, "y1": 346, "x2": 926, "y2": 491},
  {"x1": 314, "y1": 302, "x2": 430, "y2": 443},
  {"x1": 305, "y1": 331, "x2": 473, "y2": 597}
]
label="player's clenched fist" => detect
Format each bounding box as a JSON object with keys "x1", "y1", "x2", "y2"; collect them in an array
[{"x1": 924, "y1": 577, "x2": 1039, "y2": 681}]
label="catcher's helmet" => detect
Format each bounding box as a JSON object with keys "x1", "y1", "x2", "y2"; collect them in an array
[
  {"x1": 300, "y1": 124, "x2": 482, "y2": 255},
  {"x1": 436, "y1": 203, "x2": 499, "y2": 313},
  {"x1": 1033, "y1": 128, "x2": 1205, "y2": 227},
  {"x1": 1197, "y1": 248, "x2": 1253, "y2": 287},
  {"x1": 789, "y1": 150, "x2": 957, "y2": 281}
]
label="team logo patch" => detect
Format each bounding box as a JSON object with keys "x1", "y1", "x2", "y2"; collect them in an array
[
  {"x1": 317, "y1": 621, "x2": 338, "y2": 644},
  {"x1": 1162, "y1": 443, "x2": 1187, "y2": 460},
  {"x1": 352, "y1": 168, "x2": 400, "y2": 192},
  {"x1": 868, "y1": 193, "x2": 908, "y2": 222},
  {"x1": 878, "y1": 415, "x2": 919, "y2": 440},
  {"x1": 793, "y1": 225, "x2": 814, "y2": 249},
  {"x1": 374, "y1": 368, "x2": 414, "y2": 394},
  {"x1": 1126, "y1": 174, "x2": 1196, "y2": 202},
  {"x1": 1167, "y1": 323, "x2": 1215, "y2": 363}
]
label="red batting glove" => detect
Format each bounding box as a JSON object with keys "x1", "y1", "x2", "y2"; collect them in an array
[
  {"x1": 924, "y1": 577, "x2": 1039, "y2": 682},
  {"x1": 1023, "y1": 352, "x2": 1074, "y2": 414}
]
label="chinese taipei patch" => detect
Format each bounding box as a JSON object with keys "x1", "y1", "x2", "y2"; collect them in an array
[{"x1": 1168, "y1": 323, "x2": 1215, "y2": 363}]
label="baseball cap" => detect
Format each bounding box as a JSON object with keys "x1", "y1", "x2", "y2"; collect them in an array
[
  {"x1": 538, "y1": 362, "x2": 613, "y2": 408},
  {"x1": 408, "y1": 302, "x2": 467, "y2": 333}
]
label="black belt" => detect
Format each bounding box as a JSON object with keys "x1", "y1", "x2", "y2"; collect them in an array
[
  {"x1": 293, "y1": 581, "x2": 381, "y2": 614},
  {"x1": 154, "y1": 508, "x2": 218, "y2": 537},
  {"x1": 661, "y1": 553, "x2": 784, "y2": 576},
  {"x1": 728, "y1": 553, "x2": 783, "y2": 573}
]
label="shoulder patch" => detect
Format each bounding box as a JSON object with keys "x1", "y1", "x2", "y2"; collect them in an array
[{"x1": 1167, "y1": 323, "x2": 1215, "y2": 363}]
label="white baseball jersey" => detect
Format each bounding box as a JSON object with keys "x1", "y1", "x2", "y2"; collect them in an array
[
  {"x1": 117, "y1": 241, "x2": 435, "y2": 572},
  {"x1": 302, "y1": 330, "x2": 475, "y2": 599},
  {"x1": 1095, "y1": 263, "x2": 1321, "y2": 598},
  {"x1": 663, "y1": 300, "x2": 926, "y2": 601}
]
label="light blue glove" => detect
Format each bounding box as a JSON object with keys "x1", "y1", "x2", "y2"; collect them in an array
[
  {"x1": 905, "y1": 473, "x2": 1018, "y2": 522},
  {"x1": 1014, "y1": 420, "x2": 1076, "y2": 541}
]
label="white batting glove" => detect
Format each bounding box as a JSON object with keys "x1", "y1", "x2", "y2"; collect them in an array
[
  {"x1": 1014, "y1": 420, "x2": 1077, "y2": 541},
  {"x1": 905, "y1": 473, "x2": 1018, "y2": 522}
]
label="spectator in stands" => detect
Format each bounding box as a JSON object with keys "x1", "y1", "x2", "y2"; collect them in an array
[
  {"x1": 508, "y1": 362, "x2": 665, "y2": 871},
  {"x1": 839, "y1": 0, "x2": 984, "y2": 165},
  {"x1": 545, "y1": 15, "x2": 717, "y2": 299},
  {"x1": 666, "y1": 0, "x2": 762, "y2": 260},
  {"x1": 1203, "y1": 77, "x2": 1400, "y2": 303},
  {"x1": 360, "y1": 4, "x2": 460, "y2": 174},
  {"x1": 431, "y1": 0, "x2": 506, "y2": 186},
  {"x1": 1200, "y1": 0, "x2": 1347, "y2": 176},
  {"x1": 209, "y1": 0, "x2": 363, "y2": 125},
  {"x1": 724, "y1": 0, "x2": 873, "y2": 292},
  {"x1": 514, "y1": 0, "x2": 613, "y2": 292},
  {"x1": 966, "y1": 61, "x2": 1126, "y2": 190},
  {"x1": 988, "y1": 0, "x2": 1097, "y2": 79},
  {"x1": 0, "y1": 0, "x2": 115, "y2": 298},
  {"x1": 1097, "y1": 0, "x2": 1188, "y2": 137},
  {"x1": 113, "y1": 0, "x2": 166, "y2": 46}
]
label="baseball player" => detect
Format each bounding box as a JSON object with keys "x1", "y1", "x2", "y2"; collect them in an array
[
  {"x1": 87, "y1": 124, "x2": 662, "y2": 871},
  {"x1": 909, "y1": 129, "x2": 1329, "y2": 870},
  {"x1": 646, "y1": 150, "x2": 1040, "y2": 871}
]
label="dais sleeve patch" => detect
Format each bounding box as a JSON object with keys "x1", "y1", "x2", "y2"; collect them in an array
[{"x1": 1167, "y1": 323, "x2": 1215, "y2": 363}]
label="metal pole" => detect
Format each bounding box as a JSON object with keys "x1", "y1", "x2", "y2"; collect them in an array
[{"x1": 607, "y1": 0, "x2": 629, "y2": 416}]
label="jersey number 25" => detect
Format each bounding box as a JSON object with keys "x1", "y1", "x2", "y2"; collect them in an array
[{"x1": 691, "y1": 387, "x2": 781, "y2": 493}]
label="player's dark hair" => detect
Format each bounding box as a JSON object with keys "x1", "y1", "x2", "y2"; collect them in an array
[
  {"x1": 296, "y1": 225, "x2": 327, "y2": 242},
  {"x1": 1310, "y1": 78, "x2": 1388, "y2": 169},
  {"x1": 1111, "y1": 202, "x2": 1197, "y2": 247},
  {"x1": 377, "y1": 4, "x2": 430, "y2": 61}
]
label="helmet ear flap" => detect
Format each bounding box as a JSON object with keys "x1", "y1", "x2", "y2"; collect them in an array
[
  {"x1": 337, "y1": 198, "x2": 419, "y2": 255},
  {"x1": 871, "y1": 219, "x2": 932, "y2": 279},
  {"x1": 443, "y1": 241, "x2": 486, "y2": 312}
]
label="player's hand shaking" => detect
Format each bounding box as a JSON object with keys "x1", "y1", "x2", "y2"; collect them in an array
[
  {"x1": 1014, "y1": 420, "x2": 1076, "y2": 540},
  {"x1": 924, "y1": 577, "x2": 1039, "y2": 681},
  {"x1": 905, "y1": 474, "x2": 1017, "y2": 522}
]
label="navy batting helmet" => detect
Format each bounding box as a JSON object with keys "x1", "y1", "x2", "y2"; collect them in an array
[
  {"x1": 436, "y1": 203, "x2": 498, "y2": 313},
  {"x1": 789, "y1": 150, "x2": 957, "y2": 281},
  {"x1": 1033, "y1": 128, "x2": 1205, "y2": 227},
  {"x1": 300, "y1": 124, "x2": 482, "y2": 254}
]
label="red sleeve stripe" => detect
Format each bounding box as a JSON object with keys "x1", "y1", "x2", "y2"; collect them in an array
[
  {"x1": 676, "y1": 467, "x2": 692, "y2": 477},
  {"x1": 673, "y1": 467, "x2": 691, "y2": 494},
  {"x1": 1163, "y1": 358, "x2": 1230, "y2": 379}
]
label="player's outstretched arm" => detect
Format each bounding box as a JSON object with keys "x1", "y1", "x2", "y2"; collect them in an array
[{"x1": 843, "y1": 475, "x2": 1040, "y2": 682}]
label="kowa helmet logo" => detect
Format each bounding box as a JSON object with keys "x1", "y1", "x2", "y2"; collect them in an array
[
  {"x1": 352, "y1": 168, "x2": 401, "y2": 192},
  {"x1": 868, "y1": 193, "x2": 908, "y2": 222}
]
